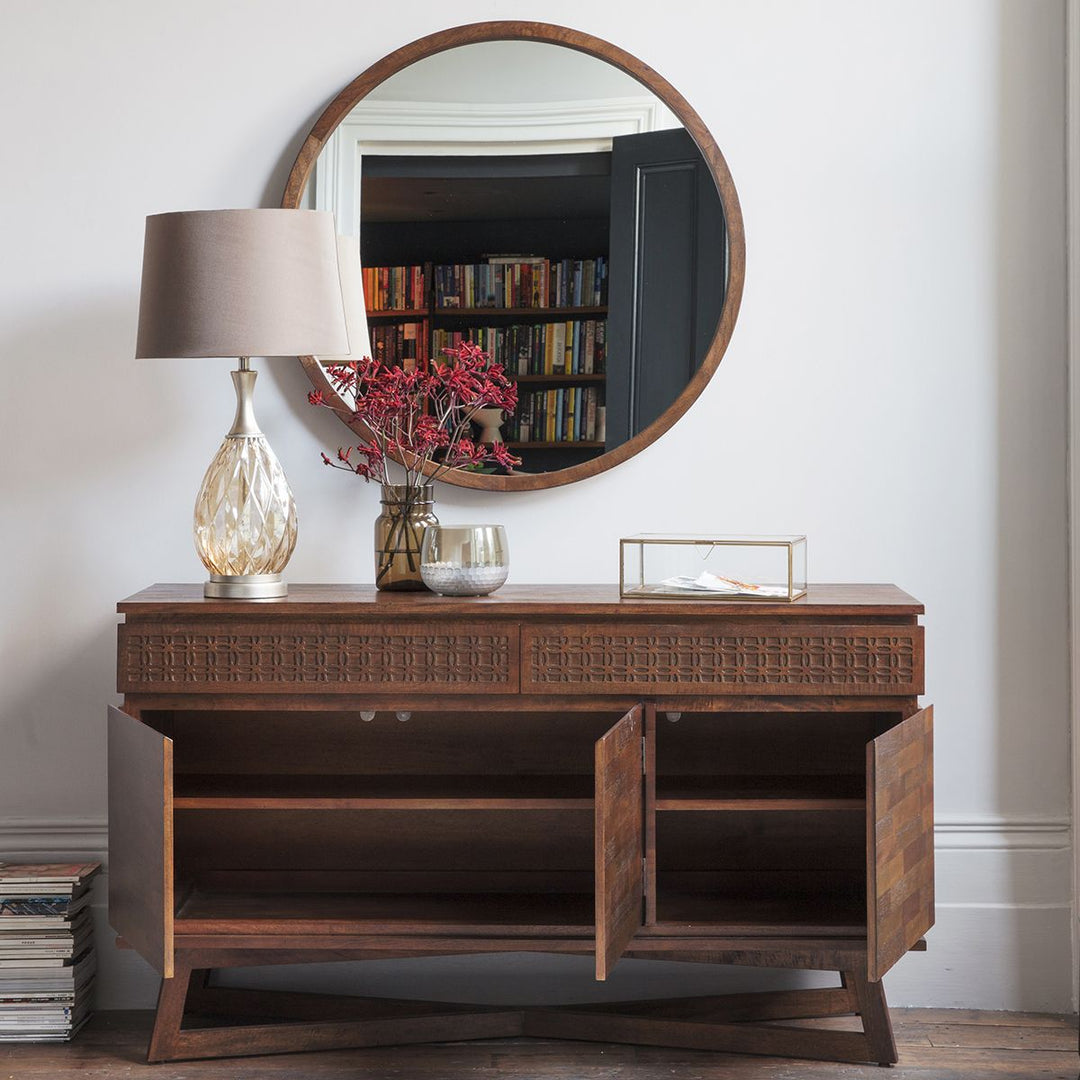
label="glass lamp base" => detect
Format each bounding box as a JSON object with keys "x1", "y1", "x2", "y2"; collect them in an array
[{"x1": 205, "y1": 573, "x2": 287, "y2": 600}]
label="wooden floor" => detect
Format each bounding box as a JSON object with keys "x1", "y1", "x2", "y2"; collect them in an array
[{"x1": 0, "y1": 1009, "x2": 1075, "y2": 1078}]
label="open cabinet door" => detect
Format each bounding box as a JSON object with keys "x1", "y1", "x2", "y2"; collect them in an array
[
  {"x1": 866, "y1": 705, "x2": 934, "y2": 982},
  {"x1": 605, "y1": 128, "x2": 727, "y2": 445},
  {"x1": 107, "y1": 706, "x2": 174, "y2": 977},
  {"x1": 594, "y1": 704, "x2": 644, "y2": 980}
]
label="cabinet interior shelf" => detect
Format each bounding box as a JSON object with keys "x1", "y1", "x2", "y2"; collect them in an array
[
  {"x1": 175, "y1": 889, "x2": 596, "y2": 936},
  {"x1": 173, "y1": 773, "x2": 595, "y2": 810},
  {"x1": 655, "y1": 887, "x2": 865, "y2": 936},
  {"x1": 172, "y1": 887, "x2": 865, "y2": 939},
  {"x1": 655, "y1": 774, "x2": 866, "y2": 811},
  {"x1": 172, "y1": 773, "x2": 864, "y2": 812}
]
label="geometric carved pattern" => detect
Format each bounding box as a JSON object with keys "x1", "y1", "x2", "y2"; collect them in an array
[
  {"x1": 523, "y1": 624, "x2": 923, "y2": 695},
  {"x1": 867, "y1": 705, "x2": 934, "y2": 981},
  {"x1": 118, "y1": 624, "x2": 514, "y2": 693}
]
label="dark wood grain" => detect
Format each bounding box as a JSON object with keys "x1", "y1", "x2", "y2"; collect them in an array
[
  {"x1": 654, "y1": 774, "x2": 865, "y2": 810},
  {"x1": 111, "y1": 582, "x2": 932, "y2": 1065},
  {"x1": 118, "y1": 582, "x2": 924, "y2": 615},
  {"x1": 524, "y1": 1008, "x2": 875, "y2": 1064},
  {"x1": 522, "y1": 621, "x2": 924, "y2": 696},
  {"x1": 118, "y1": 618, "x2": 519, "y2": 695},
  {"x1": 5, "y1": 1009, "x2": 1075, "y2": 1078},
  {"x1": 847, "y1": 967, "x2": 898, "y2": 1064},
  {"x1": 147, "y1": 961, "x2": 193, "y2": 1061},
  {"x1": 866, "y1": 705, "x2": 934, "y2": 981},
  {"x1": 107, "y1": 706, "x2": 174, "y2": 978},
  {"x1": 175, "y1": 890, "x2": 595, "y2": 936},
  {"x1": 594, "y1": 705, "x2": 644, "y2": 979},
  {"x1": 173, "y1": 773, "x2": 594, "y2": 810},
  {"x1": 166, "y1": 708, "x2": 616, "y2": 776},
  {"x1": 643, "y1": 706, "x2": 657, "y2": 926},
  {"x1": 278, "y1": 21, "x2": 746, "y2": 493}
]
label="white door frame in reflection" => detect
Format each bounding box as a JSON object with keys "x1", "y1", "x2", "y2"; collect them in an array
[{"x1": 314, "y1": 95, "x2": 679, "y2": 237}]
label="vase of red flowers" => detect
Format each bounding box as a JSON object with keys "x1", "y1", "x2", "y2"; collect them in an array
[
  {"x1": 310, "y1": 342, "x2": 519, "y2": 590},
  {"x1": 372, "y1": 483, "x2": 438, "y2": 591}
]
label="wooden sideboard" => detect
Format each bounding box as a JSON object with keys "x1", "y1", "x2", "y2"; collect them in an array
[{"x1": 108, "y1": 583, "x2": 932, "y2": 1065}]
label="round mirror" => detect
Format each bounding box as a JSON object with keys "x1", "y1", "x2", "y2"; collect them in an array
[{"x1": 283, "y1": 22, "x2": 744, "y2": 491}]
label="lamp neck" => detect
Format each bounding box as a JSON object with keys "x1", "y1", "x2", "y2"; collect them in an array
[{"x1": 228, "y1": 358, "x2": 262, "y2": 437}]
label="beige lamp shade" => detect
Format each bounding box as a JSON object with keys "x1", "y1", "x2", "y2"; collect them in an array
[
  {"x1": 135, "y1": 209, "x2": 349, "y2": 359},
  {"x1": 319, "y1": 235, "x2": 373, "y2": 364}
]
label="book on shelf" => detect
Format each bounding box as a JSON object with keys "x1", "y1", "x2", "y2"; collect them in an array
[
  {"x1": 431, "y1": 320, "x2": 605, "y2": 377},
  {"x1": 369, "y1": 319, "x2": 430, "y2": 371},
  {"x1": 361, "y1": 264, "x2": 427, "y2": 313},
  {"x1": 0, "y1": 864, "x2": 99, "y2": 1043},
  {"x1": 434, "y1": 256, "x2": 607, "y2": 311},
  {"x1": 504, "y1": 386, "x2": 606, "y2": 445}
]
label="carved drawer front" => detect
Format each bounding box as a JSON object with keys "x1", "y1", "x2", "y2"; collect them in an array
[
  {"x1": 522, "y1": 622, "x2": 923, "y2": 696},
  {"x1": 118, "y1": 620, "x2": 519, "y2": 694}
]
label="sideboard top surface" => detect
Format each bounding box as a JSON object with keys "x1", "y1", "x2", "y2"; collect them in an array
[{"x1": 118, "y1": 583, "x2": 922, "y2": 618}]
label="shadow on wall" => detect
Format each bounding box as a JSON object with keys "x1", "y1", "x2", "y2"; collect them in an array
[{"x1": 0, "y1": 297, "x2": 206, "y2": 826}]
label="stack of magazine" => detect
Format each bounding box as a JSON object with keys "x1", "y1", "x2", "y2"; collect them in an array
[{"x1": 0, "y1": 862, "x2": 101, "y2": 1041}]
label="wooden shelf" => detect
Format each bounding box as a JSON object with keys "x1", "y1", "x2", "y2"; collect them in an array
[
  {"x1": 366, "y1": 309, "x2": 429, "y2": 319},
  {"x1": 654, "y1": 874, "x2": 866, "y2": 936},
  {"x1": 512, "y1": 374, "x2": 605, "y2": 384},
  {"x1": 434, "y1": 306, "x2": 606, "y2": 318},
  {"x1": 173, "y1": 774, "x2": 594, "y2": 811},
  {"x1": 654, "y1": 889, "x2": 865, "y2": 937},
  {"x1": 175, "y1": 889, "x2": 595, "y2": 936},
  {"x1": 506, "y1": 442, "x2": 604, "y2": 450},
  {"x1": 655, "y1": 775, "x2": 865, "y2": 812}
]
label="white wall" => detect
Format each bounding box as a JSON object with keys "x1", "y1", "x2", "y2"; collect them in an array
[{"x1": 0, "y1": 0, "x2": 1070, "y2": 1013}]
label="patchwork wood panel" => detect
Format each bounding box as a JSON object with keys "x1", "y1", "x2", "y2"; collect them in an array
[
  {"x1": 595, "y1": 705, "x2": 644, "y2": 980},
  {"x1": 523, "y1": 623, "x2": 923, "y2": 696},
  {"x1": 118, "y1": 621, "x2": 517, "y2": 694},
  {"x1": 866, "y1": 706, "x2": 934, "y2": 981},
  {"x1": 107, "y1": 706, "x2": 174, "y2": 978}
]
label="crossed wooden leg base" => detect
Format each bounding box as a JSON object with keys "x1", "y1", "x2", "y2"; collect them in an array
[{"x1": 147, "y1": 958, "x2": 898, "y2": 1066}]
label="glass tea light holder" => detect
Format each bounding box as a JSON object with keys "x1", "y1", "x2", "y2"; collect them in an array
[
  {"x1": 620, "y1": 534, "x2": 807, "y2": 601},
  {"x1": 420, "y1": 525, "x2": 509, "y2": 596}
]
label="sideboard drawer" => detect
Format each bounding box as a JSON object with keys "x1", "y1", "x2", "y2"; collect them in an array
[
  {"x1": 521, "y1": 622, "x2": 923, "y2": 696},
  {"x1": 118, "y1": 620, "x2": 519, "y2": 694}
]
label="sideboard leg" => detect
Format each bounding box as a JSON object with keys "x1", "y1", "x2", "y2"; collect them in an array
[
  {"x1": 847, "y1": 969, "x2": 898, "y2": 1066},
  {"x1": 183, "y1": 968, "x2": 215, "y2": 1015},
  {"x1": 146, "y1": 959, "x2": 194, "y2": 1063}
]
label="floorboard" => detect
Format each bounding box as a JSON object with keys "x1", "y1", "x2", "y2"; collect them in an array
[{"x1": 0, "y1": 1009, "x2": 1074, "y2": 1078}]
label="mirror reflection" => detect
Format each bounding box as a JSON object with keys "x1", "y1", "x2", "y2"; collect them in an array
[{"x1": 307, "y1": 40, "x2": 730, "y2": 476}]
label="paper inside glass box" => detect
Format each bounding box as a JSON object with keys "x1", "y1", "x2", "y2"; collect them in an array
[{"x1": 619, "y1": 534, "x2": 807, "y2": 601}]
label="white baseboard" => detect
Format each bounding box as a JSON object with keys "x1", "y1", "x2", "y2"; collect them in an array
[{"x1": 1, "y1": 815, "x2": 1072, "y2": 1013}]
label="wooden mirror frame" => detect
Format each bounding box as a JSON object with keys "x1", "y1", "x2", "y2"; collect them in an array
[{"x1": 282, "y1": 21, "x2": 745, "y2": 491}]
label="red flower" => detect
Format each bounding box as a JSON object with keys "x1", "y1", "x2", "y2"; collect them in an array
[
  {"x1": 310, "y1": 341, "x2": 520, "y2": 484},
  {"x1": 491, "y1": 441, "x2": 521, "y2": 470}
]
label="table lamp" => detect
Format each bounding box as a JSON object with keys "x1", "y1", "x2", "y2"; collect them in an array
[
  {"x1": 324, "y1": 235, "x2": 373, "y2": 366},
  {"x1": 136, "y1": 209, "x2": 349, "y2": 599}
]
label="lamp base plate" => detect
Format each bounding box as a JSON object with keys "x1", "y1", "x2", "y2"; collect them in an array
[{"x1": 205, "y1": 574, "x2": 287, "y2": 600}]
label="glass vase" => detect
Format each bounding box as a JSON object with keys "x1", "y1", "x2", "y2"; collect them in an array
[
  {"x1": 420, "y1": 525, "x2": 509, "y2": 596},
  {"x1": 374, "y1": 483, "x2": 438, "y2": 591}
]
